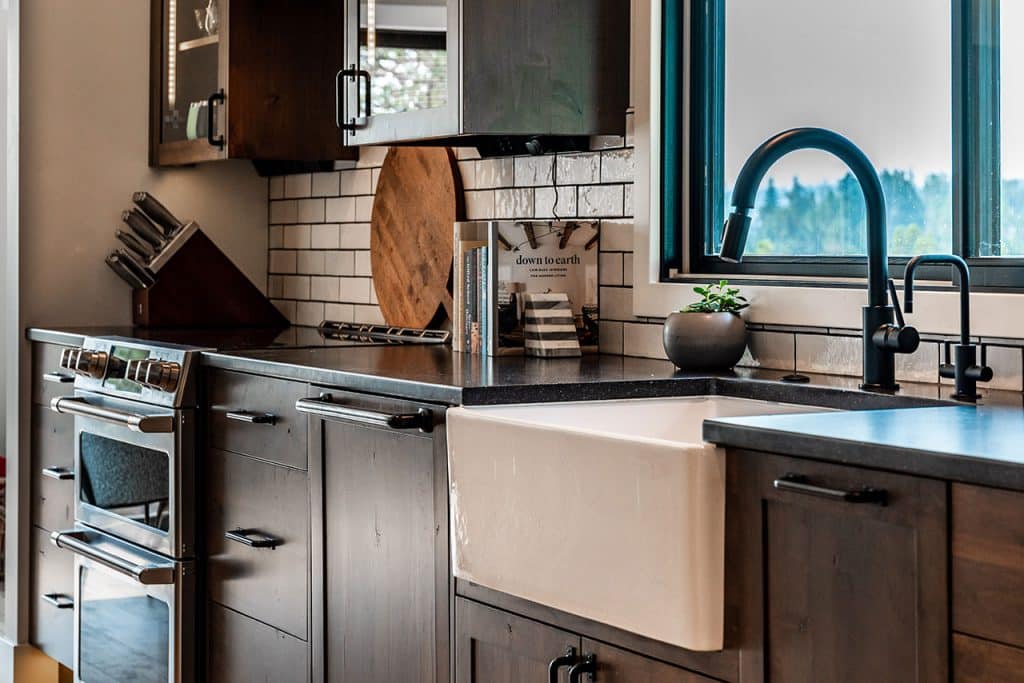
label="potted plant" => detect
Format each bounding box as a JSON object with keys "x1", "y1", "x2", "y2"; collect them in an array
[{"x1": 662, "y1": 280, "x2": 749, "y2": 370}]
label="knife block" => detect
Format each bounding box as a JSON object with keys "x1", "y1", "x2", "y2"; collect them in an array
[{"x1": 132, "y1": 228, "x2": 287, "y2": 328}]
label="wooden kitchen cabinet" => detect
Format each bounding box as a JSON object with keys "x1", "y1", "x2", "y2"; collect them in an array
[
  {"x1": 727, "y1": 450, "x2": 948, "y2": 683},
  {"x1": 150, "y1": 0, "x2": 357, "y2": 166},
  {"x1": 306, "y1": 390, "x2": 449, "y2": 683},
  {"x1": 581, "y1": 639, "x2": 717, "y2": 683},
  {"x1": 340, "y1": 0, "x2": 629, "y2": 152}
]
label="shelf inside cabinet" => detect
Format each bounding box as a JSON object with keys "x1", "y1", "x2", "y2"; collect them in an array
[{"x1": 179, "y1": 34, "x2": 219, "y2": 52}]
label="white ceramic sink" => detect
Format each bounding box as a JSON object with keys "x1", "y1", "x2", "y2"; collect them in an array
[{"x1": 446, "y1": 395, "x2": 829, "y2": 651}]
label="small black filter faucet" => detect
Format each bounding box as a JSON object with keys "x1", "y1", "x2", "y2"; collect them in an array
[{"x1": 904, "y1": 254, "x2": 993, "y2": 401}]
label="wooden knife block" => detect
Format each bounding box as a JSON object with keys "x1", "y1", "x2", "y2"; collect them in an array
[{"x1": 133, "y1": 228, "x2": 287, "y2": 328}]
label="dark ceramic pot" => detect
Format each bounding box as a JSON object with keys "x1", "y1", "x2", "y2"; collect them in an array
[{"x1": 662, "y1": 311, "x2": 748, "y2": 370}]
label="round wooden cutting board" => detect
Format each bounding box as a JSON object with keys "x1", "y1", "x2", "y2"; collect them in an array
[{"x1": 370, "y1": 147, "x2": 464, "y2": 329}]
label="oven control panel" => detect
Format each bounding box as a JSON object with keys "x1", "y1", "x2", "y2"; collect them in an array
[{"x1": 60, "y1": 337, "x2": 202, "y2": 407}]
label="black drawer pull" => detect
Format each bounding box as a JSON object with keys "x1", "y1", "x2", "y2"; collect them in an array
[
  {"x1": 568, "y1": 654, "x2": 597, "y2": 683},
  {"x1": 226, "y1": 411, "x2": 277, "y2": 426},
  {"x1": 549, "y1": 647, "x2": 582, "y2": 683},
  {"x1": 296, "y1": 396, "x2": 433, "y2": 432},
  {"x1": 225, "y1": 528, "x2": 281, "y2": 549},
  {"x1": 42, "y1": 372, "x2": 74, "y2": 384},
  {"x1": 41, "y1": 466, "x2": 75, "y2": 481},
  {"x1": 207, "y1": 89, "x2": 225, "y2": 148},
  {"x1": 41, "y1": 593, "x2": 74, "y2": 609},
  {"x1": 774, "y1": 473, "x2": 888, "y2": 506}
]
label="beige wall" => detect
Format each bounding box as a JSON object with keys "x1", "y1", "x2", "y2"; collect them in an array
[{"x1": 19, "y1": 0, "x2": 268, "y2": 327}]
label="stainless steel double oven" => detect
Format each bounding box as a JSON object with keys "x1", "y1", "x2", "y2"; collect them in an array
[{"x1": 50, "y1": 337, "x2": 200, "y2": 683}]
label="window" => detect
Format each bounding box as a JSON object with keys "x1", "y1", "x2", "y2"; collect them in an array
[{"x1": 663, "y1": 0, "x2": 1024, "y2": 287}]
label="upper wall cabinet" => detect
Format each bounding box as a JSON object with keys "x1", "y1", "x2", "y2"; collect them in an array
[
  {"x1": 340, "y1": 0, "x2": 630, "y2": 154},
  {"x1": 150, "y1": 0, "x2": 358, "y2": 166}
]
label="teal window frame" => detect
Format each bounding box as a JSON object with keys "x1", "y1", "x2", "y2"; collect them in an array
[{"x1": 663, "y1": 0, "x2": 1024, "y2": 288}]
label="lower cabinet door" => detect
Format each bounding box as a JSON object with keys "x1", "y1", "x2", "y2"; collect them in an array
[
  {"x1": 207, "y1": 603, "x2": 310, "y2": 683},
  {"x1": 953, "y1": 633, "x2": 1024, "y2": 683},
  {"x1": 729, "y1": 450, "x2": 948, "y2": 683},
  {"x1": 29, "y1": 526, "x2": 74, "y2": 668},
  {"x1": 455, "y1": 598, "x2": 580, "y2": 683},
  {"x1": 580, "y1": 639, "x2": 717, "y2": 683}
]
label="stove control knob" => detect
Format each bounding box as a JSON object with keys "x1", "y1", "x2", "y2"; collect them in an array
[
  {"x1": 59, "y1": 348, "x2": 108, "y2": 379},
  {"x1": 126, "y1": 359, "x2": 181, "y2": 393}
]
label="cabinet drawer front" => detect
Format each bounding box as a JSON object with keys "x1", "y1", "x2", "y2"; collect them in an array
[
  {"x1": 30, "y1": 526, "x2": 74, "y2": 668},
  {"x1": 455, "y1": 598, "x2": 579, "y2": 683},
  {"x1": 953, "y1": 483, "x2": 1024, "y2": 647},
  {"x1": 31, "y1": 405, "x2": 75, "y2": 532},
  {"x1": 207, "y1": 603, "x2": 310, "y2": 683},
  {"x1": 207, "y1": 448, "x2": 309, "y2": 639},
  {"x1": 207, "y1": 371, "x2": 307, "y2": 469},
  {"x1": 32, "y1": 343, "x2": 75, "y2": 406},
  {"x1": 953, "y1": 633, "x2": 1024, "y2": 682}
]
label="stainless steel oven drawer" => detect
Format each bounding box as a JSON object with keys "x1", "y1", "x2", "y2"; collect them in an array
[
  {"x1": 207, "y1": 448, "x2": 309, "y2": 639},
  {"x1": 207, "y1": 371, "x2": 308, "y2": 470},
  {"x1": 30, "y1": 526, "x2": 74, "y2": 668},
  {"x1": 207, "y1": 602, "x2": 310, "y2": 683},
  {"x1": 31, "y1": 405, "x2": 75, "y2": 532},
  {"x1": 33, "y1": 342, "x2": 76, "y2": 406}
]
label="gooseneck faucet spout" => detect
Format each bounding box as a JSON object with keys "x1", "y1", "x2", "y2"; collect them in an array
[
  {"x1": 719, "y1": 127, "x2": 918, "y2": 391},
  {"x1": 904, "y1": 254, "x2": 992, "y2": 401}
]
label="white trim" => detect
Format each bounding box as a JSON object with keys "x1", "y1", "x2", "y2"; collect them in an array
[{"x1": 630, "y1": 0, "x2": 1024, "y2": 340}]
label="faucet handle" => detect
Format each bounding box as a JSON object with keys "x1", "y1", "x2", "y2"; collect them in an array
[
  {"x1": 968, "y1": 345, "x2": 994, "y2": 383},
  {"x1": 887, "y1": 279, "x2": 908, "y2": 327}
]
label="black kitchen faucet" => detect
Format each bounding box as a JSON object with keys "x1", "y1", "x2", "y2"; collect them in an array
[
  {"x1": 718, "y1": 127, "x2": 920, "y2": 392},
  {"x1": 905, "y1": 254, "x2": 993, "y2": 401}
]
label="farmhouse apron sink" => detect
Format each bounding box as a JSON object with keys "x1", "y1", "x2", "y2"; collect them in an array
[{"x1": 446, "y1": 396, "x2": 830, "y2": 651}]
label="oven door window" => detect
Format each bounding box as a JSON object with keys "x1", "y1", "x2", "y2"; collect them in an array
[
  {"x1": 79, "y1": 565, "x2": 170, "y2": 683},
  {"x1": 79, "y1": 433, "x2": 170, "y2": 532}
]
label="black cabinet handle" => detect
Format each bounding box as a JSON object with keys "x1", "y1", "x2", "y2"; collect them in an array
[
  {"x1": 548, "y1": 647, "x2": 581, "y2": 683},
  {"x1": 296, "y1": 396, "x2": 434, "y2": 433},
  {"x1": 774, "y1": 473, "x2": 888, "y2": 506},
  {"x1": 567, "y1": 654, "x2": 597, "y2": 683},
  {"x1": 42, "y1": 372, "x2": 74, "y2": 384},
  {"x1": 41, "y1": 593, "x2": 74, "y2": 609},
  {"x1": 337, "y1": 65, "x2": 371, "y2": 131},
  {"x1": 207, "y1": 89, "x2": 225, "y2": 148},
  {"x1": 225, "y1": 528, "x2": 281, "y2": 549},
  {"x1": 225, "y1": 411, "x2": 277, "y2": 426},
  {"x1": 41, "y1": 466, "x2": 75, "y2": 481}
]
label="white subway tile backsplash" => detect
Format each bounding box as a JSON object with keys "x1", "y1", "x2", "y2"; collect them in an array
[
  {"x1": 579, "y1": 185, "x2": 625, "y2": 218},
  {"x1": 371, "y1": 168, "x2": 381, "y2": 192},
  {"x1": 297, "y1": 198, "x2": 325, "y2": 224},
  {"x1": 623, "y1": 322, "x2": 666, "y2": 359},
  {"x1": 601, "y1": 149, "x2": 635, "y2": 183},
  {"x1": 282, "y1": 276, "x2": 310, "y2": 300},
  {"x1": 514, "y1": 155, "x2": 554, "y2": 186},
  {"x1": 590, "y1": 135, "x2": 626, "y2": 151},
  {"x1": 283, "y1": 224, "x2": 311, "y2": 250},
  {"x1": 458, "y1": 160, "x2": 478, "y2": 190},
  {"x1": 737, "y1": 331, "x2": 795, "y2": 371},
  {"x1": 340, "y1": 277, "x2": 372, "y2": 304},
  {"x1": 354, "y1": 250, "x2": 372, "y2": 277},
  {"x1": 339, "y1": 224, "x2": 371, "y2": 249},
  {"x1": 557, "y1": 153, "x2": 601, "y2": 185},
  {"x1": 325, "y1": 251, "x2": 355, "y2": 276},
  {"x1": 476, "y1": 158, "x2": 515, "y2": 189},
  {"x1": 623, "y1": 184, "x2": 635, "y2": 216},
  {"x1": 325, "y1": 303, "x2": 356, "y2": 321},
  {"x1": 795, "y1": 333, "x2": 862, "y2": 377},
  {"x1": 311, "y1": 276, "x2": 341, "y2": 301},
  {"x1": 267, "y1": 275, "x2": 283, "y2": 298},
  {"x1": 599, "y1": 253, "x2": 624, "y2": 286},
  {"x1": 295, "y1": 301, "x2": 325, "y2": 327},
  {"x1": 895, "y1": 342, "x2": 939, "y2": 384},
  {"x1": 466, "y1": 190, "x2": 496, "y2": 220},
  {"x1": 534, "y1": 187, "x2": 577, "y2": 219},
  {"x1": 341, "y1": 169, "x2": 373, "y2": 195},
  {"x1": 269, "y1": 250, "x2": 297, "y2": 274},
  {"x1": 353, "y1": 304, "x2": 386, "y2": 325},
  {"x1": 599, "y1": 286, "x2": 635, "y2": 322},
  {"x1": 599, "y1": 321, "x2": 624, "y2": 355},
  {"x1": 269, "y1": 225, "x2": 284, "y2": 249},
  {"x1": 311, "y1": 224, "x2": 341, "y2": 250},
  {"x1": 269, "y1": 176, "x2": 285, "y2": 200},
  {"x1": 325, "y1": 196, "x2": 356, "y2": 222},
  {"x1": 356, "y1": 146, "x2": 388, "y2": 167},
  {"x1": 272, "y1": 299, "x2": 297, "y2": 320},
  {"x1": 600, "y1": 221, "x2": 634, "y2": 252},
  {"x1": 284, "y1": 173, "x2": 312, "y2": 198},
  {"x1": 297, "y1": 250, "x2": 326, "y2": 274},
  {"x1": 622, "y1": 253, "x2": 634, "y2": 287},
  {"x1": 269, "y1": 200, "x2": 298, "y2": 225},
  {"x1": 311, "y1": 171, "x2": 340, "y2": 197},
  {"x1": 495, "y1": 188, "x2": 534, "y2": 219},
  {"x1": 355, "y1": 196, "x2": 374, "y2": 222}
]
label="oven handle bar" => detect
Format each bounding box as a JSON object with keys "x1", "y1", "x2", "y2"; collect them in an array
[
  {"x1": 50, "y1": 530, "x2": 176, "y2": 585},
  {"x1": 296, "y1": 396, "x2": 433, "y2": 432},
  {"x1": 50, "y1": 397, "x2": 175, "y2": 434}
]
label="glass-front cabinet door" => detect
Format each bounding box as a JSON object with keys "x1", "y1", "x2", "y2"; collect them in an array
[
  {"x1": 154, "y1": 0, "x2": 227, "y2": 164},
  {"x1": 342, "y1": 0, "x2": 459, "y2": 145}
]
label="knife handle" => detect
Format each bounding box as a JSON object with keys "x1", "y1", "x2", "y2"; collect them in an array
[
  {"x1": 122, "y1": 209, "x2": 165, "y2": 248},
  {"x1": 115, "y1": 229, "x2": 156, "y2": 261},
  {"x1": 114, "y1": 249, "x2": 156, "y2": 288},
  {"x1": 132, "y1": 192, "x2": 183, "y2": 236},
  {"x1": 105, "y1": 253, "x2": 147, "y2": 289}
]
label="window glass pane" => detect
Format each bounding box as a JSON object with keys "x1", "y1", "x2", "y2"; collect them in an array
[
  {"x1": 719, "y1": 0, "x2": 952, "y2": 257},
  {"x1": 1000, "y1": 1, "x2": 1024, "y2": 254}
]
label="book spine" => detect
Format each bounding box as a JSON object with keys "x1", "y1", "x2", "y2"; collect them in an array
[
  {"x1": 463, "y1": 249, "x2": 474, "y2": 352},
  {"x1": 479, "y1": 247, "x2": 488, "y2": 356}
]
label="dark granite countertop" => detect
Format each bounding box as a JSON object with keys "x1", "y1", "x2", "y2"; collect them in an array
[
  {"x1": 704, "y1": 405, "x2": 1024, "y2": 491},
  {"x1": 28, "y1": 325, "x2": 1024, "y2": 489}
]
